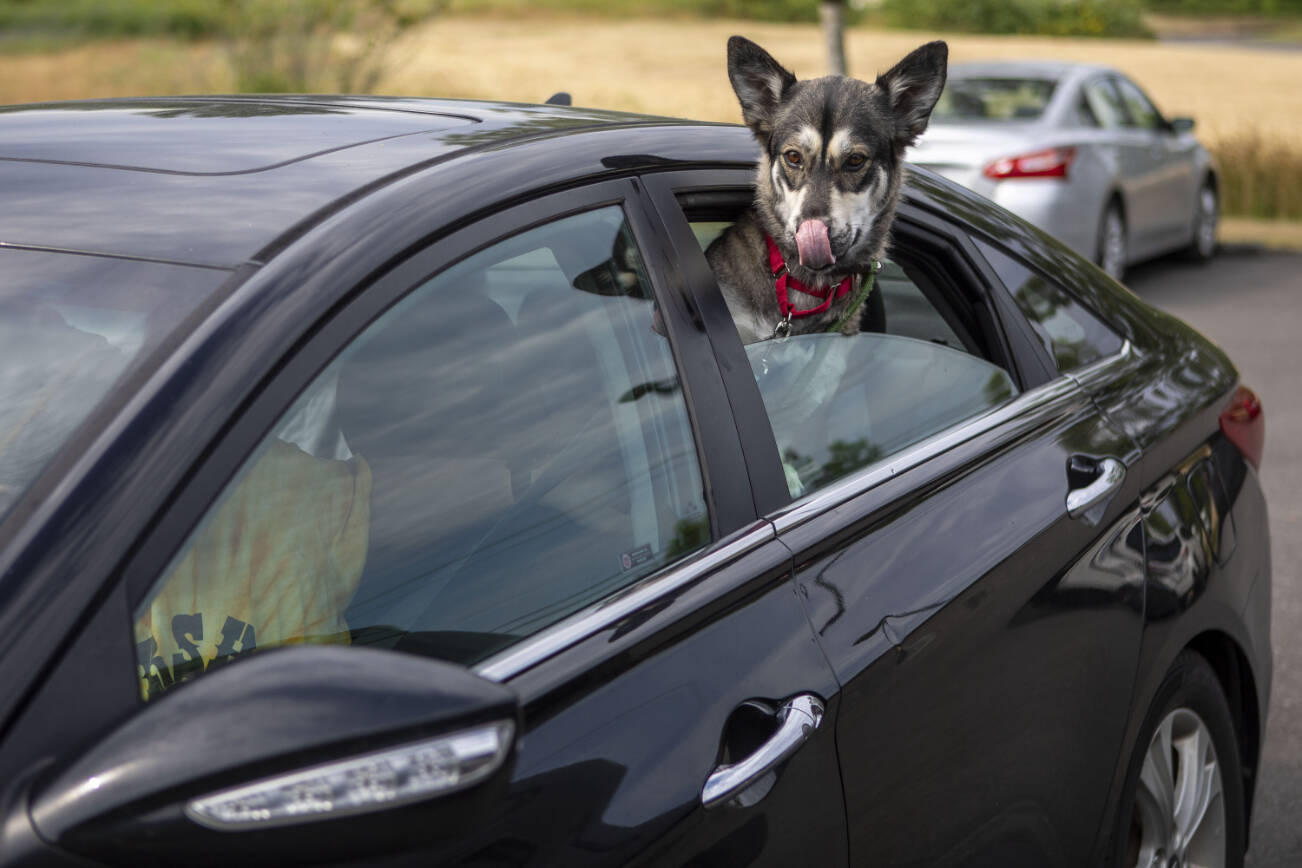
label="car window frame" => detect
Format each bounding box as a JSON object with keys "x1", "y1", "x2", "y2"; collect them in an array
[
  {"x1": 116, "y1": 178, "x2": 757, "y2": 680},
  {"x1": 970, "y1": 232, "x2": 1127, "y2": 371},
  {"x1": 640, "y1": 168, "x2": 1053, "y2": 515},
  {"x1": 1111, "y1": 75, "x2": 1168, "y2": 132},
  {"x1": 1082, "y1": 75, "x2": 1134, "y2": 130}
]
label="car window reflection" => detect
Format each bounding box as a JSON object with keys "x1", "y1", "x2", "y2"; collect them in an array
[
  {"x1": 748, "y1": 334, "x2": 1017, "y2": 497},
  {"x1": 132, "y1": 206, "x2": 709, "y2": 699}
]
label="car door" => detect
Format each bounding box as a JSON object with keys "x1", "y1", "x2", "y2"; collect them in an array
[
  {"x1": 1082, "y1": 75, "x2": 1168, "y2": 256},
  {"x1": 1111, "y1": 75, "x2": 1199, "y2": 248},
  {"x1": 645, "y1": 170, "x2": 1149, "y2": 867},
  {"x1": 0, "y1": 182, "x2": 848, "y2": 867}
]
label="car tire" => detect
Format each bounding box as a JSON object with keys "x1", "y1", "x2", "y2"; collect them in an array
[
  {"x1": 1098, "y1": 200, "x2": 1127, "y2": 281},
  {"x1": 1110, "y1": 651, "x2": 1246, "y2": 868},
  {"x1": 1187, "y1": 180, "x2": 1219, "y2": 262}
]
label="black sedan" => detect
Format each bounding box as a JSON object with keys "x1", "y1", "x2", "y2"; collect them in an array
[{"x1": 0, "y1": 97, "x2": 1271, "y2": 868}]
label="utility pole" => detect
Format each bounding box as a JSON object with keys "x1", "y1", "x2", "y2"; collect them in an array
[{"x1": 820, "y1": 0, "x2": 847, "y2": 76}]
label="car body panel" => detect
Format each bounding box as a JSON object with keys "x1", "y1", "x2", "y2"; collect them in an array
[
  {"x1": 668, "y1": 189, "x2": 1153, "y2": 862},
  {"x1": 0, "y1": 99, "x2": 1270, "y2": 868}
]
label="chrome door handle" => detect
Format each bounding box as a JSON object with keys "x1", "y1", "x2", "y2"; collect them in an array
[
  {"x1": 1066, "y1": 456, "x2": 1126, "y2": 519},
  {"x1": 701, "y1": 694, "x2": 824, "y2": 809}
]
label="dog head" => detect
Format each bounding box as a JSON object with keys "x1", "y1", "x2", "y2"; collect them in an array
[{"x1": 727, "y1": 36, "x2": 947, "y2": 283}]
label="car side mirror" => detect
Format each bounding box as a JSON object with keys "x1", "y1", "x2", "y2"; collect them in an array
[
  {"x1": 1170, "y1": 116, "x2": 1195, "y2": 134},
  {"x1": 23, "y1": 645, "x2": 519, "y2": 867}
]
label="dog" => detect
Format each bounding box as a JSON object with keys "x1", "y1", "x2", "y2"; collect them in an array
[{"x1": 707, "y1": 36, "x2": 948, "y2": 344}]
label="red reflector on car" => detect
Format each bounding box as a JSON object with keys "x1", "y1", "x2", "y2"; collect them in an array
[
  {"x1": 1220, "y1": 385, "x2": 1264, "y2": 469},
  {"x1": 983, "y1": 147, "x2": 1076, "y2": 180}
]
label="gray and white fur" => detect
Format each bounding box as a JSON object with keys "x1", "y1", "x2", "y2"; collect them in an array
[{"x1": 707, "y1": 36, "x2": 948, "y2": 343}]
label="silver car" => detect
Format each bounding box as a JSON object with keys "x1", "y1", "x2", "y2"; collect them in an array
[{"x1": 908, "y1": 60, "x2": 1219, "y2": 280}]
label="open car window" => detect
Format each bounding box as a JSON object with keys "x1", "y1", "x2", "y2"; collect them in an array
[
  {"x1": 682, "y1": 202, "x2": 1020, "y2": 499},
  {"x1": 133, "y1": 205, "x2": 709, "y2": 700}
]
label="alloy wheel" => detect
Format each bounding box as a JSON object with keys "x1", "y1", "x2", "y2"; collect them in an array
[{"x1": 1128, "y1": 707, "x2": 1227, "y2": 868}]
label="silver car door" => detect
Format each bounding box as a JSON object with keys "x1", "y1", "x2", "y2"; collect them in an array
[
  {"x1": 1113, "y1": 75, "x2": 1197, "y2": 246},
  {"x1": 1083, "y1": 76, "x2": 1164, "y2": 255}
]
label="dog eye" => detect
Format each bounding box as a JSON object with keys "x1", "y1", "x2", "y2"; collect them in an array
[
  {"x1": 844, "y1": 153, "x2": 868, "y2": 170},
  {"x1": 782, "y1": 149, "x2": 803, "y2": 168}
]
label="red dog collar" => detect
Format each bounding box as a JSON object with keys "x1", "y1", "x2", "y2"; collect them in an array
[{"x1": 765, "y1": 234, "x2": 854, "y2": 319}]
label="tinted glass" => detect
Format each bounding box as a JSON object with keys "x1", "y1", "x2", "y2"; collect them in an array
[
  {"x1": 874, "y1": 260, "x2": 967, "y2": 350},
  {"x1": 977, "y1": 239, "x2": 1123, "y2": 371},
  {"x1": 933, "y1": 78, "x2": 1057, "y2": 122},
  {"x1": 750, "y1": 335, "x2": 1017, "y2": 497},
  {"x1": 1082, "y1": 79, "x2": 1129, "y2": 129},
  {"x1": 133, "y1": 206, "x2": 708, "y2": 699},
  {"x1": 0, "y1": 249, "x2": 226, "y2": 522}
]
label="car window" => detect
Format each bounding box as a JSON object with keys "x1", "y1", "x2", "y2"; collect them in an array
[
  {"x1": 976, "y1": 239, "x2": 1123, "y2": 371},
  {"x1": 1082, "y1": 78, "x2": 1129, "y2": 130},
  {"x1": 932, "y1": 77, "x2": 1057, "y2": 122},
  {"x1": 749, "y1": 335, "x2": 1016, "y2": 496},
  {"x1": 1113, "y1": 77, "x2": 1161, "y2": 131},
  {"x1": 0, "y1": 251, "x2": 226, "y2": 523},
  {"x1": 686, "y1": 216, "x2": 1016, "y2": 498},
  {"x1": 133, "y1": 206, "x2": 709, "y2": 700},
  {"x1": 1073, "y1": 91, "x2": 1100, "y2": 127}
]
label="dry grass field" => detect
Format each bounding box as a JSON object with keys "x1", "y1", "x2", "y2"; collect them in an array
[
  {"x1": 1, "y1": 13, "x2": 1299, "y2": 227},
  {"x1": 3, "y1": 14, "x2": 1300, "y2": 144}
]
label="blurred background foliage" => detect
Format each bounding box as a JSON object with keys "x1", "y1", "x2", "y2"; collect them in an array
[
  {"x1": 879, "y1": 0, "x2": 1150, "y2": 37},
  {"x1": 219, "y1": 0, "x2": 447, "y2": 93},
  {"x1": 3, "y1": 0, "x2": 1301, "y2": 41},
  {"x1": 1216, "y1": 132, "x2": 1302, "y2": 221},
  {"x1": 1145, "y1": 0, "x2": 1302, "y2": 11},
  {"x1": 0, "y1": 0, "x2": 1299, "y2": 222},
  {"x1": 0, "y1": 0, "x2": 224, "y2": 39}
]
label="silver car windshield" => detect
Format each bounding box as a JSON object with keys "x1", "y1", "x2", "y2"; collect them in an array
[
  {"x1": 0, "y1": 248, "x2": 226, "y2": 522},
  {"x1": 933, "y1": 78, "x2": 1057, "y2": 122}
]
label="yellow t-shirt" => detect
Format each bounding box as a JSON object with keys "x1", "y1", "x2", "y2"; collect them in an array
[{"x1": 134, "y1": 439, "x2": 372, "y2": 699}]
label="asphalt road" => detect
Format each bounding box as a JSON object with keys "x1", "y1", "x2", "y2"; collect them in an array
[{"x1": 1124, "y1": 246, "x2": 1302, "y2": 868}]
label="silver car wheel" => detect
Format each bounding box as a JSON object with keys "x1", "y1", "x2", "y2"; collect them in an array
[
  {"x1": 1129, "y1": 708, "x2": 1227, "y2": 868},
  {"x1": 1194, "y1": 185, "x2": 1218, "y2": 260},
  {"x1": 1100, "y1": 205, "x2": 1127, "y2": 280}
]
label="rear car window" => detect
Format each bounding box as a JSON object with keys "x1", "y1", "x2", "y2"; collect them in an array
[
  {"x1": 976, "y1": 239, "x2": 1123, "y2": 371},
  {"x1": 686, "y1": 211, "x2": 1018, "y2": 498},
  {"x1": 0, "y1": 249, "x2": 226, "y2": 522},
  {"x1": 933, "y1": 77, "x2": 1057, "y2": 122}
]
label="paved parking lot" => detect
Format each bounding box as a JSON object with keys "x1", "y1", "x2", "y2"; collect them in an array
[{"x1": 1125, "y1": 246, "x2": 1302, "y2": 868}]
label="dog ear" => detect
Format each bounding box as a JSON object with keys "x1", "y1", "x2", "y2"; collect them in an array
[
  {"x1": 877, "y1": 40, "x2": 948, "y2": 150},
  {"x1": 727, "y1": 36, "x2": 797, "y2": 140}
]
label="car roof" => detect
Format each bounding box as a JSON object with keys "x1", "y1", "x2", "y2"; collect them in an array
[{"x1": 0, "y1": 96, "x2": 711, "y2": 269}]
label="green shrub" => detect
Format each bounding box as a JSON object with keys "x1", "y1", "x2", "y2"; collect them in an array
[
  {"x1": 449, "y1": 0, "x2": 852, "y2": 22},
  {"x1": 1212, "y1": 133, "x2": 1302, "y2": 221},
  {"x1": 218, "y1": 0, "x2": 445, "y2": 93},
  {"x1": 880, "y1": 0, "x2": 1151, "y2": 38},
  {"x1": 0, "y1": 0, "x2": 225, "y2": 39},
  {"x1": 1144, "y1": 0, "x2": 1302, "y2": 14}
]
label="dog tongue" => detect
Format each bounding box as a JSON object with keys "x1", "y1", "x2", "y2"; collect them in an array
[{"x1": 795, "y1": 219, "x2": 835, "y2": 269}]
